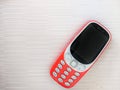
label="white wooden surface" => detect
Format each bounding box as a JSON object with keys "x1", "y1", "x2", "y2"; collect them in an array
[{"x1": 0, "y1": 0, "x2": 120, "y2": 90}]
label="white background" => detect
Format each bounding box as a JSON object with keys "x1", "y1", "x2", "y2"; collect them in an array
[{"x1": 0, "y1": 0, "x2": 120, "y2": 90}]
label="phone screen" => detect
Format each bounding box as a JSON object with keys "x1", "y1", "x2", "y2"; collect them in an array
[{"x1": 70, "y1": 23, "x2": 109, "y2": 64}]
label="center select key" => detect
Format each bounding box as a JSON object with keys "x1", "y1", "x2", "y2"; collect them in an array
[{"x1": 70, "y1": 60, "x2": 78, "y2": 67}]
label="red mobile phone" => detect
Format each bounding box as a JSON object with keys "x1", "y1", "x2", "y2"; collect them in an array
[{"x1": 50, "y1": 20, "x2": 111, "y2": 88}]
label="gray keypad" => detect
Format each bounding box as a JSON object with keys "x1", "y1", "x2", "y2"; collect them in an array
[{"x1": 52, "y1": 59, "x2": 81, "y2": 86}]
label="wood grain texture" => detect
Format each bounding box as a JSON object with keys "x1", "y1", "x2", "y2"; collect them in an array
[{"x1": 0, "y1": 0, "x2": 120, "y2": 90}]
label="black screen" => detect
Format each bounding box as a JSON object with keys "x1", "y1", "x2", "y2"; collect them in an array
[{"x1": 70, "y1": 23, "x2": 109, "y2": 64}]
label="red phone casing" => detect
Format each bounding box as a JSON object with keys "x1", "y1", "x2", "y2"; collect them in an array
[{"x1": 50, "y1": 20, "x2": 112, "y2": 88}]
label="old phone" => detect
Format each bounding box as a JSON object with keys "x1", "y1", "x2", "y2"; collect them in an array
[{"x1": 50, "y1": 21, "x2": 111, "y2": 88}]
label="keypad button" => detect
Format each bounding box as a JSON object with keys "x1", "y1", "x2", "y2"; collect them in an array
[
  {"x1": 53, "y1": 72, "x2": 57, "y2": 77},
  {"x1": 65, "y1": 53, "x2": 72, "y2": 60},
  {"x1": 75, "y1": 72, "x2": 80, "y2": 76},
  {"x1": 68, "y1": 79, "x2": 73, "y2": 83},
  {"x1": 61, "y1": 60, "x2": 65, "y2": 65},
  {"x1": 70, "y1": 60, "x2": 77, "y2": 67},
  {"x1": 71, "y1": 75, "x2": 77, "y2": 80},
  {"x1": 61, "y1": 74, "x2": 66, "y2": 79},
  {"x1": 58, "y1": 64, "x2": 62, "y2": 69},
  {"x1": 67, "y1": 67, "x2": 72, "y2": 72},
  {"x1": 81, "y1": 65, "x2": 86, "y2": 71},
  {"x1": 64, "y1": 71, "x2": 69, "y2": 76},
  {"x1": 55, "y1": 68, "x2": 60, "y2": 73},
  {"x1": 77, "y1": 64, "x2": 86, "y2": 71},
  {"x1": 58, "y1": 78, "x2": 63, "y2": 83},
  {"x1": 65, "y1": 82, "x2": 70, "y2": 86}
]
